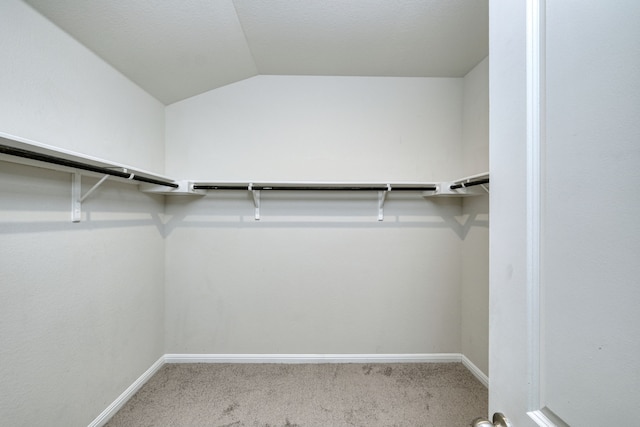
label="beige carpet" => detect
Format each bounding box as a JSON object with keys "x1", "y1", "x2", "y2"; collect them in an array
[{"x1": 104, "y1": 362, "x2": 487, "y2": 427}]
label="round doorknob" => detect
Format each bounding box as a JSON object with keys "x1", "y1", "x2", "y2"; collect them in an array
[
  {"x1": 471, "y1": 418, "x2": 494, "y2": 427},
  {"x1": 471, "y1": 412, "x2": 512, "y2": 427}
]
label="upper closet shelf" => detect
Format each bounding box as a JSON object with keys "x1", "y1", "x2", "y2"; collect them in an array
[
  {"x1": 0, "y1": 132, "x2": 191, "y2": 222},
  {"x1": 0, "y1": 132, "x2": 177, "y2": 188},
  {"x1": 181, "y1": 178, "x2": 488, "y2": 220},
  {"x1": 191, "y1": 181, "x2": 437, "y2": 192},
  {"x1": 186, "y1": 175, "x2": 489, "y2": 197},
  {"x1": 0, "y1": 133, "x2": 488, "y2": 221},
  {"x1": 434, "y1": 172, "x2": 490, "y2": 197}
]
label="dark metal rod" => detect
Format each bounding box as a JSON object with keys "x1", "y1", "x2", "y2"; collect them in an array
[
  {"x1": 387, "y1": 187, "x2": 437, "y2": 192},
  {"x1": 193, "y1": 185, "x2": 437, "y2": 192},
  {"x1": 450, "y1": 178, "x2": 489, "y2": 190},
  {"x1": 0, "y1": 144, "x2": 178, "y2": 188},
  {"x1": 253, "y1": 186, "x2": 389, "y2": 191},
  {"x1": 193, "y1": 185, "x2": 251, "y2": 190}
]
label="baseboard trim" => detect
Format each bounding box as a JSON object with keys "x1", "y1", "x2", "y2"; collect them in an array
[
  {"x1": 461, "y1": 355, "x2": 489, "y2": 388},
  {"x1": 88, "y1": 356, "x2": 165, "y2": 427},
  {"x1": 163, "y1": 353, "x2": 463, "y2": 364}
]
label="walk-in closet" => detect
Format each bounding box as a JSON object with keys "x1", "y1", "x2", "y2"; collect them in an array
[
  {"x1": 2, "y1": 1, "x2": 484, "y2": 424},
  {"x1": 3, "y1": 1, "x2": 638, "y2": 426}
]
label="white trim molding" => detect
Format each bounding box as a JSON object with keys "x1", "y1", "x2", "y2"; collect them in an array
[
  {"x1": 163, "y1": 353, "x2": 463, "y2": 364},
  {"x1": 461, "y1": 354, "x2": 489, "y2": 388},
  {"x1": 164, "y1": 354, "x2": 488, "y2": 386},
  {"x1": 87, "y1": 356, "x2": 165, "y2": 427},
  {"x1": 526, "y1": 0, "x2": 547, "y2": 421},
  {"x1": 528, "y1": 409, "x2": 560, "y2": 427}
]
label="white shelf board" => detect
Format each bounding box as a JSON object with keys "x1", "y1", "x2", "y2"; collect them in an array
[
  {"x1": 192, "y1": 180, "x2": 439, "y2": 191},
  {"x1": 428, "y1": 172, "x2": 490, "y2": 197},
  {"x1": 0, "y1": 131, "x2": 174, "y2": 184},
  {"x1": 1, "y1": 131, "x2": 488, "y2": 199}
]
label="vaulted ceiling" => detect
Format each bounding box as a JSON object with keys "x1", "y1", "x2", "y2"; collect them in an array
[{"x1": 24, "y1": 0, "x2": 488, "y2": 105}]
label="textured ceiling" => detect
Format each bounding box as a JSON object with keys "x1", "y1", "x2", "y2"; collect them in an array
[{"x1": 24, "y1": 0, "x2": 488, "y2": 105}]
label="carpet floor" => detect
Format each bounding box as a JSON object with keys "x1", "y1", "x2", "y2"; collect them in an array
[{"x1": 104, "y1": 362, "x2": 487, "y2": 427}]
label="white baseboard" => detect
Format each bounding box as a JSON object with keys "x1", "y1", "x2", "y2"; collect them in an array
[
  {"x1": 88, "y1": 356, "x2": 165, "y2": 427},
  {"x1": 90, "y1": 353, "x2": 487, "y2": 426},
  {"x1": 163, "y1": 353, "x2": 463, "y2": 364},
  {"x1": 165, "y1": 353, "x2": 488, "y2": 387},
  {"x1": 461, "y1": 354, "x2": 489, "y2": 388}
]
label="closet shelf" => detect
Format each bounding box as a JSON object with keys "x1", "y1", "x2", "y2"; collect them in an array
[
  {"x1": 0, "y1": 132, "x2": 176, "y2": 188},
  {"x1": 432, "y1": 172, "x2": 490, "y2": 197},
  {"x1": 187, "y1": 178, "x2": 488, "y2": 220},
  {"x1": 0, "y1": 132, "x2": 190, "y2": 222},
  {"x1": 188, "y1": 175, "x2": 489, "y2": 197},
  {"x1": 192, "y1": 181, "x2": 438, "y2": 192},
  {"x1": 0, "y1": 133, "x2": 488, "y2": 222}
]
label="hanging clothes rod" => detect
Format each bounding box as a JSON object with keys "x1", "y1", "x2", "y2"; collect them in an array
[
  {"x1": 450, "y1": 177, "x2": 490, "y2": 190},
  {"x1": 192, "y1": 184, "x2": 438, "y2": 192},
  {"x1": 253, "y1": 185, "x2": 389, "y2": 191},
  {"x1": 192, "y1": 185, "x2": 252, "y2": 190},
  {"x1": 0, "y1": 144, "x2": 178, "y2": 188}
]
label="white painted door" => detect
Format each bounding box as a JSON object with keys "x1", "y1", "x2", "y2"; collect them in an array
[{"x1": 488, "y1": 0, "x2": 640, "y2": 426}]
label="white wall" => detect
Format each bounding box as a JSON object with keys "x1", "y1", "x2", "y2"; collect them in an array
[
  {"x1": 164, "y1": 195, "x2": 463, "y2": 354},
  {"x1": 462, "y1": 57, "x2": 490, "y2": 177},
  {"x1": 0, "y1": 1, "x2": 166, "y2": 426},
  {"x1": 0, "y1": 0, "x2": 165, "y2": 173},
  {"x1": 166, "y1": 75, "x2": 463, "y2": 181},
  {"x1": 460, "y1": 57, "x2": 489, "y2": 376},
  {"x1": 164, "y1": 76, "x2": 466, "y2": 354}
]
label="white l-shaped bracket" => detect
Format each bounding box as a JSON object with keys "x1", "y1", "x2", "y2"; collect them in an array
[
  {"x1": 249, "y1": 183, "x2": 261, "y2": 220},
  {"x1": 71, "y1": 173, "x2": 110, "y2": 222},
  {"x1": 378, "y1": 184, "x2": 392, "y2": 221}
]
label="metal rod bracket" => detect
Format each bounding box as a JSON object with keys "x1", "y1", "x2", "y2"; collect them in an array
[
  {"x1": 378, "y1": 184, "x2": 391, "y2": 221},
  {"x1": 72, "y1": 172, "x2": 82, "y2": 222},
  {"x1": 249, "y1": 184, "x2": 261, "y2": 220},
  {"x1": 80, "y1": 174, "x2": 109, "y2": 202},
  {"x1": 72, "y1": 173, "x2": 112, "y2": 222}
]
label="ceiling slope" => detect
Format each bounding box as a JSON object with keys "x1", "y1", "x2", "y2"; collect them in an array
[
  {"x1": 23, "y1": 0, "x2": 258, "y2": 104},
  {"x1": 235, "y1": 0, "x2": 488, "y2": 78},
  {"x1": 24, "y1": 0, "x2": 487, "y2": 105}
]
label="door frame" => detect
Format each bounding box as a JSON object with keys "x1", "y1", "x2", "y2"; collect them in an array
[{"x1": 488, "y1": 0, "x2": 557, "y2": 425}]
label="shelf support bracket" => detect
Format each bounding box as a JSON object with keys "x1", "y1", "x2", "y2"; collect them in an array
[
  {"x1": 378, "y1": 184, "x2": 391, "y2": 221},
  {"x1": 249, "y1": 183, "x2": 261, "y2": 220},
  {"x1": 80, "y1": 174, "x2": 110, "y2": 202},
  {"x1": 71, "y1": 173, "x2": 110, "y2": 223},
  {"x1": 72, "y1": 172, "x2": 81, "y2": 222}
]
